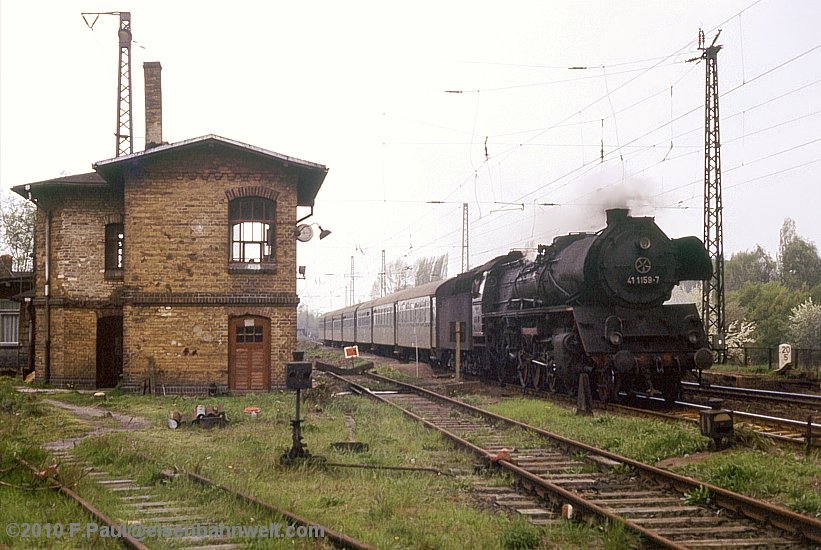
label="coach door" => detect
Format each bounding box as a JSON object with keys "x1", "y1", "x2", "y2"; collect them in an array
[{"x1": 229, "y1": 316, "x2": 270, "y2": 393}]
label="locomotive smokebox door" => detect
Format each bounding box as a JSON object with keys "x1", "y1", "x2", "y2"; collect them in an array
[{"x1": 285, "y1": 362, "x2": 313, "y2": 390}]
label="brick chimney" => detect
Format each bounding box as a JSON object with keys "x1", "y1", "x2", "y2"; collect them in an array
[{"x1": 144, "y1": 61, "x2": 163, "y2": 149}]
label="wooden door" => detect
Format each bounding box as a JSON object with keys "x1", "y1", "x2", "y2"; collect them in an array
[{"x1": 229, "y1": 316, "x2": 270, "y2": 392}]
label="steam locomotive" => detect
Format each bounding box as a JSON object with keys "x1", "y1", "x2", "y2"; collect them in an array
[{"x1": 320, "y1": 209, "x2": 713, "y2": 403}]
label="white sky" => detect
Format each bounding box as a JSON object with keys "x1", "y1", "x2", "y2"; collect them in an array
[{"x1": 1, "y1": 1, "x2": 819, "y2": 313}]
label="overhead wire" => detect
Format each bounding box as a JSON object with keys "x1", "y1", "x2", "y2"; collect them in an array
[{"x1": 351, "y1": 0, "x2": 814, "y2": 275}]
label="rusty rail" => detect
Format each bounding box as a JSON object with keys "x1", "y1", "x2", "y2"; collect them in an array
[
  {"x1": 15, "y1": 456, "x2": 149, "y2": 550},
  {"x1": 341, "y1": 371, "x2": 821, "y2": 547}
]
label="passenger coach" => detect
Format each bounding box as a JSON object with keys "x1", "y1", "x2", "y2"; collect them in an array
[{"x1": 320, "y1": 280, "x2": 444, "y2": 361}]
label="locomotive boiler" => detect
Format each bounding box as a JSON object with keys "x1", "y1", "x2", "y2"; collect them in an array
[{"x1": 477, "y1": 208, "x2": 714, "y2": 401}]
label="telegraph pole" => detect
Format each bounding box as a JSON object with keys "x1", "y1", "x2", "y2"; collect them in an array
[{"x1": 691, "y1": 30, "x2": 726, "y2": 362}]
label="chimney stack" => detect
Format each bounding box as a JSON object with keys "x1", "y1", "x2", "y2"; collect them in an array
[{"x1": 144, "y1": 61, "x2": 163, "y2": 149}]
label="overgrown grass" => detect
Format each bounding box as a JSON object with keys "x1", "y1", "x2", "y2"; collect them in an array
[
  {"x1": 477, "y1": 394, "x2": 821, "y2": 517},
  {"x1": 672, "y1": 450, "x2": 821, "y2": 517},
  {"x1": 30, "y1": 381, "x2": 642, "y2": 548},
  {"x1": 480, "y1": 397, "x2": 708, "y2": 464},
  {"x1": 0, "y1": 379, "x2": 120, "y2": 549}
]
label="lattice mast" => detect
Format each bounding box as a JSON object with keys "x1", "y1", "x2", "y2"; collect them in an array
[
  {"x1": 693, "y1": 30, "x2": 726, "y2": 362},
  {"x1": 461, "y1": 203, "x2": 469, "y2": 273},
  {"x1": 82, "y1": 12, "x2": 133, "y2": 157}
]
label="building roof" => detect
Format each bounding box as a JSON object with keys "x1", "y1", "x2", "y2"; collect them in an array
[
  {"x1": 12, "y1": 135, "x2": 329, "y2": 207},
  {"x1": 94, "y1": 134, "x2": 328, "y2": 207},
  {"x1": 11, "y1": 172, "x2": 108, "y2": 200}
]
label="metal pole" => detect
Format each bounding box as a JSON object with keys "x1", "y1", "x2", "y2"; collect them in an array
[
  {"x1": 414, "y1": 325, "x2": 419, "y2": 378},
  {"x1": 461, "y1": 203, "x2": 469, "y2": 273},
  {"x1": 455, "y1": 322, "x2": 462, "y2": 383}
]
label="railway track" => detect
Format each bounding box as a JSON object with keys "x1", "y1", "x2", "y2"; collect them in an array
[
  {"x1": 461, "y1": 371, "x2": 821, "y2": 449},
  {"x1": 599, "y1": 400, "x2": 821, "y2": 449},
  {"x1": 21, "y1": 448, "x2": 373, "y2": 549},
  {"x1": 17, "y1": 396, "x2": 373, "y2": 550},
  {"x1": 681, "y1": 381, "x2": 821, "y2": 409},
  {"x1": 329, "y1": 370, "x2": 821, "y2": 549}
]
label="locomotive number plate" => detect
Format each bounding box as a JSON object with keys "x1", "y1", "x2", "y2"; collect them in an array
[{"x1": 626, "y1": 275, "x2": 660, "y2": 285}]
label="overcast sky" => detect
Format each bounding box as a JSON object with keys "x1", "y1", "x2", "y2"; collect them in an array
[{"x1": 1, "y1": 1, "x2": 819, "y2": 312}]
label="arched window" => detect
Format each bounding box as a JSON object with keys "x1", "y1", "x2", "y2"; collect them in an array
[{"x1": 229, "y1": 196, "x2": 275, "y2": 263}]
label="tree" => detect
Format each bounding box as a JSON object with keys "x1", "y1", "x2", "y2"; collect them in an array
[
  {"x1": 0, "y1": 190, "x2": 35, "y2": 271},
  {"x1": 778, "y1": 218, "x2": 798, "y2": 271},
  {"x1": 724, "y1": 245, "x2": 776, "y2": 291},
  {"x1": 780, "y1": 238, "x2": 821, "y2": 290},
  {"x1": 413, "y1": 254, "x2": 448, "y2": 286},
  {"x1": 788, "y1": 298, "x2": 821, "y2": 350},
  {"x1": 724, "y1": 320, "x2": 757, "y2": 364},
  {"x1": 369, "y1": 257, "x2": 411, "y2": 299},
  {"x1": 734, "y1": 282, "x2": 808, "y2": 348}
]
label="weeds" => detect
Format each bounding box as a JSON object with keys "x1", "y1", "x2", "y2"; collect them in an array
[{"x1": 682, "y1": 485, "x2": 712, "y2": 505}]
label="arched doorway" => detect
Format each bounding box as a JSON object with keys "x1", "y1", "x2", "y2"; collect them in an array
[
  {"x1": 96, "y1": 316, "x2": 123, "y2": 388},
  {"x1": 229, "y1": 316, "x2": 271, "y2": 392}
]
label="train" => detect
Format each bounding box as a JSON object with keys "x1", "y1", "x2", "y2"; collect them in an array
[{"x1": 319, "y1": 208, "x2": 714, "y2": 403}]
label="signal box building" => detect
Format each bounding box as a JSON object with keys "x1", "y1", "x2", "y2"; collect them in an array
[{"x1": 12, "y1": 62, "x2": 328, "y2": 393}]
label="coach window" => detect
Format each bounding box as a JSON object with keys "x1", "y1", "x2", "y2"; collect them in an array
[
  {"x1": 104, "y1": 223, "x2": 124, "y2": 280},
  {"x1": 229, "y1": 196, "x2": 275, "y2": 269}
]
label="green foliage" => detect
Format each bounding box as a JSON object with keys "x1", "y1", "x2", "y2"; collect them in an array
[
  {"x1": 682, "y1": 485, "x2": 712, "y2": 505},
  {"x1": 788, "y1": 298, "x2": 821, "y2": 350},
  {"x1": 725, "y1": 245, "x2": 776, "y2": 292},
  {"x1": 500, "y1": 518, "x2": 541, "y2": 549},
  {"x1": 781, "y1": 238, "x2": 821, "y2": 290},
  {"x1": 673, "y1": 450, "x2": 821, "y2": 517},
  {"x1": 732, "y1": 282, "x2": 809, "y2": 347}
]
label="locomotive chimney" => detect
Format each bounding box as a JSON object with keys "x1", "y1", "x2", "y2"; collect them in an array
[
  {"x1": 144, "y1": 61, "x2": 163, "y2": 149},
  {"x1": 606, "y1": 208, "x2": 629, "y2": 226}
]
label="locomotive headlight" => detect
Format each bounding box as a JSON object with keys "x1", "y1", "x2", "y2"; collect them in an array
[
  {"x1": 638, "y1": 237, "x2": 652, "y2": 250},
  {"x1": 608, "y1": 332, "x2": 623, "y2": 346},
  {"x1": 687, "y1": 331, "x2": 700, "y2": 345}
]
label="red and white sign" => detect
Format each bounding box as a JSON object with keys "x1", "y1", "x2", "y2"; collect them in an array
[{"x1": 344, "y1": 345, "x2": 359, "y2": 359}]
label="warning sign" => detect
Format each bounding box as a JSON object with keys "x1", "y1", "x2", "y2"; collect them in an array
[{"x1": 344, "y1": 345, "x2": 359, "y2": 359}]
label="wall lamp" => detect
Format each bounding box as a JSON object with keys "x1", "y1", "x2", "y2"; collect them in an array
[{"x1": 295, "y1": 223, "x2": 332, "y2": 242}]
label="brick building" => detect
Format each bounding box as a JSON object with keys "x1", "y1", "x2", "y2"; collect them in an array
[
  {"x1": 12, "y1": 62, "x2": 328, "y2": 392},
  {"x1": 0, "y1": 255, "x2": 33, "y2": 375}
]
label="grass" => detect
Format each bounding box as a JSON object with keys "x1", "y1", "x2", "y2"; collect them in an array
[
  {"x1": 470, "y1": 393, "x2": 821, "y2": 517},
  {"x1": 0, "y1": 376, "x2": 647, "y2": 549},
  {"x1": 478, "y1": 397, "x2": 708, "y2": 464},
  {"x1": 0, "y1": 379, "x2": 120, "y2": 549},
  {"x1": 672, "y1": 450, "x2": 821, "y2": 517}
]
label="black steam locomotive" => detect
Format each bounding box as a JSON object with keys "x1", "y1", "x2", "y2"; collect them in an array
[{"x1": 321, "y1": 208, "x2": 713, "y2": 403}]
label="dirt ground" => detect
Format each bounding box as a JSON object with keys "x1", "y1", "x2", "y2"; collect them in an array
[{"x1": 39, "y1": 398, "x2": 149, "y2": 451}]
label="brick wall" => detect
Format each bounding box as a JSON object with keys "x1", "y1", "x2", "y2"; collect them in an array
[
  {"x1": 122, "y1": 148, "x2": 298, "y2": 296},
  {"x1": 30, "y1": 145, "x2": 303, "y2": 391}
]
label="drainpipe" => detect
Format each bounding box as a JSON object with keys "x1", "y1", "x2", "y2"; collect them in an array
[{"x1": 44, "y1": 209, "x2": 51, "y2": 384}]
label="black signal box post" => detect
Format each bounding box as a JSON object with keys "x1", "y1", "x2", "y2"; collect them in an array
[
  {"x1": 286, "y1": 362, "x2": 312, "y2": 390},
  {"x1": 699, "y1": 398, "x2": 734, "y2": 450},
  {"x1": 281, "y1": 362, "x2": 324, "y2": 466}
]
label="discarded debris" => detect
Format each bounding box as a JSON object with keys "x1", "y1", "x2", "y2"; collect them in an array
[
  {"x1": 332, "y1": 415, "x2": 369, "y2": 453},
  {"x1": 168, "y1": 404, "x2": 228, "y2": 429}
]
